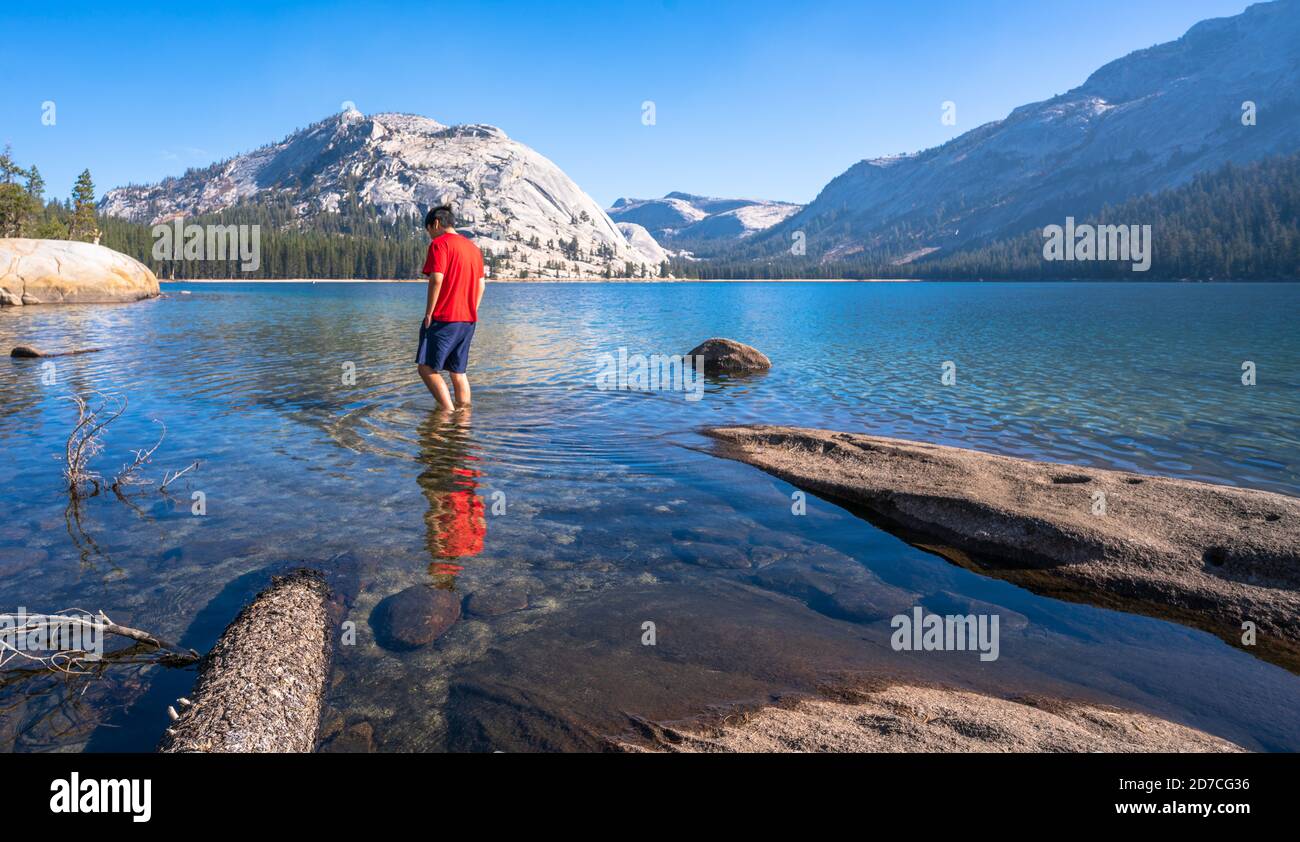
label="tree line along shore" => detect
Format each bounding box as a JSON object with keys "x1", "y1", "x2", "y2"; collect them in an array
[{"x1": 4, "y1": 148, "x2": 1298, "y2": 283}]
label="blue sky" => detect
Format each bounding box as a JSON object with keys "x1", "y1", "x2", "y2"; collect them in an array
[{"x1": 1, "y1": 0, "x2": 1254, "y2": 207}]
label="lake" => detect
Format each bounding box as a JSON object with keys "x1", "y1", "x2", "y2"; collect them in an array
[{"x1": 2, "y1": 280, "x2": 1298, "y2": 752}]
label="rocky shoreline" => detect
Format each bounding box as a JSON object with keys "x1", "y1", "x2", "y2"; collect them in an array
[
  {"x1": 705, "y1": 425, "x2": 1300, "y2": 671},
  {"x1": 617, "y1": 682, "x2": 1243, "y2": 753}
]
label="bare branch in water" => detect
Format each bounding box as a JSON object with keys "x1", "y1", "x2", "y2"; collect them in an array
[
  {"x1": 62, "y1": 391, "x2": 127, "y2": 499},
  {"x1": 60, "y1": 392, "x2": 198, "y2": 504},
  {"x1": 160, "y1": 460, "x2": 200, "y2": 492},
  {"x1": 0, "y1": 609, "x2": 200, "y2": 676},
  {"x1": 112, "y1": 419, "x2": 166, "y2": 495}
]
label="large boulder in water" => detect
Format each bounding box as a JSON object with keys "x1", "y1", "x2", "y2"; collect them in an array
[
  {"x1": 0, "y1": 238, "x2": 159, "y2": 306},
  {"x1": 369, "y1": 585, "x2": 461, "y2": 651},
  {"x1": 687, "y1": 337, "x2": 771, "y2": 374}
]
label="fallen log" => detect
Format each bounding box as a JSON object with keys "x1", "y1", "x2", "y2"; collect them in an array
[
  {"x1": 10, "y1": 345, "x2": 104, "y2": 358},
  {"x1": 158, "y1": 570, "x2": 332, "y2": 753}
]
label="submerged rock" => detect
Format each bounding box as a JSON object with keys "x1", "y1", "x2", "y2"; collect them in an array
[
  {"x1": 672, "y1": 539, "x2": 751, "y2": 569},
  {"x1": 706, "y1": 425, "x2": 1300, "y2": 667},
  {"x1": 752, "y1": 563, "x2": 838, "y2": 601},
  {"x1": 465, "y1": 586, "x2": 530, "y2": 618},
  {"x1": 921, "y1": 591, "x2": 1030, "y2": 633},
  {"x1": 687, "y1": 338, "x2": 771, "y2": 374},
  {"x1": 370, "y1": 585, "x2": 461, "y2": 650},
  {"x1": 318, "y1": 721, "x2": 375, "y2": 753},
  {"x1": 0, "y1": 238, "x2": 160, "y2": 306},
  {"x1": 751, "y1": 561, "x2": 917, "y2": 623},
  {"x1": 820, "y1": 584, "x2": 904, "y2": 623}
]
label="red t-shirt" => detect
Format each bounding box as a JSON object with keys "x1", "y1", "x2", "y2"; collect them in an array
[{"x1": 422, "y1": 232, "x2": 484, "y2": 322}]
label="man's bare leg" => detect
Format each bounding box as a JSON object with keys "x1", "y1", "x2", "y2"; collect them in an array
[
  {"x1": 450, "y1": 372, "x2": 471, "y2": 408},
  {"x1": 418, "y1": 364, "x2": 456, "y2": 412}
]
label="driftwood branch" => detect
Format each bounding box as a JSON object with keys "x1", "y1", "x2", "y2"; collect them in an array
[
  {"x1": 160, "y1": 460, "x2": 200, "y2": 492},
  {"x1": 0, "y1": 609, "x2": 199, "y2": 675},
  {"x1": 62, "y1": 391, "x2": 127, "y2": 499},
  {"x1": 61, "y1": 391, "x2": 199, "y2": 503},
  {"x1": 0, "y1": 642, "x2": 182, "y2": 695},
  {"x1": 112, "y1": 419, "x2": 166, "y2": 494}
]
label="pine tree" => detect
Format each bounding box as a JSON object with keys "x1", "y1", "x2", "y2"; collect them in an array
[
  {"x1": 32, "y1": 201, "x2": 68, "y2": 239},
  {"x1": 25, "y1": 166, "x2": 45, "y2": 203},
  {"x1": 0, "y1": 183, "x2": 28, "y2": 236},
  {"x1": 0, "y1": 145, "x2": 17, "y2": 184},
  {"x1": 69, "y1": 169, "x2": 99, "y2": 243},
  {"x1": 0, "y1": 148, "x2": 40, "y2": 236}
]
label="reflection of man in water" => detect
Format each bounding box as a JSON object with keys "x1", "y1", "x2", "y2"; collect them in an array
[{"x1": 417, "y1": 409, "x2": 486, "y2": 588}]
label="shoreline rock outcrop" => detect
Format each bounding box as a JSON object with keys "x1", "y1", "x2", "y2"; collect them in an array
[
  {"x1": 1, "y1": 238, "x2": 159, "y2": 306},
  {"x1": 617, "y1": 683, "x2": 1243, "y2": 752},
  {"x1": 158, "y1": 570, "x2": 332, "y2": 753},
  {"x1": 705, "y1": 425, "x2": 1300, "y2": 669}
]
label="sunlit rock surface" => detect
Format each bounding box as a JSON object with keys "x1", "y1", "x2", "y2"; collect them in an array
[{"x1": 0, "y1": 238, "x2": 159, "y2": 306}]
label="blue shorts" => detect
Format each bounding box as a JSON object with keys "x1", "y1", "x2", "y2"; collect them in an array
[{"x1": 416, "y1": 320, "x2": 476, "y2": 373}]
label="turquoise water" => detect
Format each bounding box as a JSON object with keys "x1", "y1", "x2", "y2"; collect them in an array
[{"x1": 1, "y1": 281, "x2": 1298, "y2": 752}]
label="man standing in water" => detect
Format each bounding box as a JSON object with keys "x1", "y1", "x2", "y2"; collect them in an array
[{"x1": 417, "y1": 205, "x2": 485, "y2": 411}]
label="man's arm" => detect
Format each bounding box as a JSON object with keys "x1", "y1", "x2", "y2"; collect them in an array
[
  {"x1": 424, "y1": 272, "x2": 444, "y2": 328},
  {"x1": 475, "y1": 274, "x2": 486, "y2": 310}
]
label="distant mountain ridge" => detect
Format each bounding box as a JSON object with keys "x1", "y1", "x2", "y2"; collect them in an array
[
  {"x1": 737, "y1": 0, "x2": 1300, "y2": 266},
  {"x1": 607, "y1": 192, "x2": 801, "y2": 247},
  {"x1": 680, "y1": 150, "x2": 1300, "y2": 280},
  {"x1": 101, "y1": 108, "x2": 658, "y2": 278}
]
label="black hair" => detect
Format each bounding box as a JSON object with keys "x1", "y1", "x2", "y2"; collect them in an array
[{"x1": 425, "y1": 205, "x2": 455, "y2": 229}]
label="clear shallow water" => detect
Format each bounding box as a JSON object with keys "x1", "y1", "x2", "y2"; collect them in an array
[{"x1": 1, "y1": 281, "x2": 1298, "y2": 752}]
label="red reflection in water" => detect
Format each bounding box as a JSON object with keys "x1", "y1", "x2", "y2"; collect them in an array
[{"x1": 419, "y1": 411, "x2": 486, "y2": 589}]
